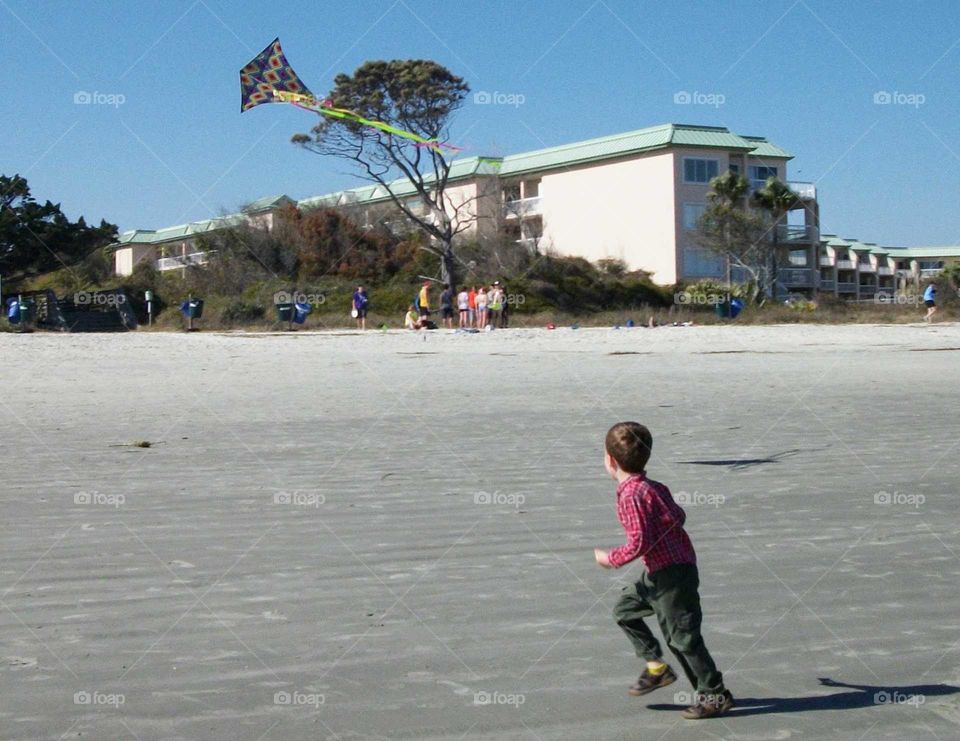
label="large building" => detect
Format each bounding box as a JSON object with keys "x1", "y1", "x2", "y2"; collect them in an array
[{"x1": 112, "y1": 123, "x2": 958, "y2": 295}]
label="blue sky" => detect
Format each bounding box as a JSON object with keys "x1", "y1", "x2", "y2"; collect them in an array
[{"x1": 2, "y1": 0, "x2": 959, "y2": 246}]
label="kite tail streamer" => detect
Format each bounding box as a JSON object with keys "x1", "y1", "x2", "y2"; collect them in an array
[{"x1": 240, "y1": 39, "x2": 461, "y2": 152}]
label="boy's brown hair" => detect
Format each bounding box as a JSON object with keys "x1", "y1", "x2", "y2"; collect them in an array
[{"x1": 605, "y1": 422, "x2": 653, "y2": 474}]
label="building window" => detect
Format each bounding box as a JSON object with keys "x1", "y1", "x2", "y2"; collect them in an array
[
  {"x1": 728, "y1": 162, "x2": 740, "y2": 175},
  {"x1": 682, "y1": 246, "x2": 724, "y2": 277},
  {"x1": 502, "y1": 184, "x2": 521, "y2": 202},
  {"x1": 683, "y1": 158, "x2": 719, "y2": 184},
  {"x1": 788, "y1": 250, "x2": 808, "y2": 267},
  {"x1": 522, "y1": 179, "x2": 540, "y2": 198},
  {"x1": 682, "y1": 203, "x2": 706, "y2": 230},
  {"x1": 748, "y1": 165, "x2": 778, "y2": 190},
  {"x1": 918, "y1": 260, "x2": 944, "y2": 270}
]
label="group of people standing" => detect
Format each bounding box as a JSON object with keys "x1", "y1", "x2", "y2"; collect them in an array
[
  {"x1": 455, "y1": 281, "x2": 510, "y2": 330},
  {"x1": 402, "y1": 280, "x2": 510, "y2": 330}
]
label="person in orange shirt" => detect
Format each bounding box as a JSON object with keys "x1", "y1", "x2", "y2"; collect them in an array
[{"x1": 468, "y1": 286, "x2": 478, "y2": 327}]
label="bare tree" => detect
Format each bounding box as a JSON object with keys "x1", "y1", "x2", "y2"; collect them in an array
[{"x1": 292, "y1": 60, "x2": 472, "y2": 288}]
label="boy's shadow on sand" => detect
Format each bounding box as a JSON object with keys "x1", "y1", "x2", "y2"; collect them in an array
[{"x1": 647, "y1": 678, "x2": 960, "y2": 717}]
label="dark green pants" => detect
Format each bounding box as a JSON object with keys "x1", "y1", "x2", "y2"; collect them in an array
[{"x1": 612, "y1": 563, "x2": 724, "y2": 693}]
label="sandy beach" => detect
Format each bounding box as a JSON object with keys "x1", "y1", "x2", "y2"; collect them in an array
[{"x1": 1, "y1": 323, "x2": 959, "y2": 740}]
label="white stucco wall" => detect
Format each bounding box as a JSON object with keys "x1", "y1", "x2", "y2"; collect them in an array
[
  {"x1": 535, "y1": 151, "x2": 679, "y2": 282},
  {"x1": 114, "y1": 244, "x2": 156, "y2": 277}
]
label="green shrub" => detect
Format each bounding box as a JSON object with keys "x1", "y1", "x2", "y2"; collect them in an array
[{"x1": 221, "y1": 300, "x2": 265, "y2": 325}]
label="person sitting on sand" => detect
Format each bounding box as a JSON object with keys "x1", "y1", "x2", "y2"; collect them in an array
[{"x1": 404, "y1": 305, "x2": 423, "y2": 330}]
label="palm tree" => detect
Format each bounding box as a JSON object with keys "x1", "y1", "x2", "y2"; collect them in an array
[
  {"x1": 751, "y1": 178, "x2": 800, "y2": 300},
  {"x1": 708, "y1": 172, "x2": 748, "y2": 282},
  {"x1": 706, "y1": 172, "x2": 747, "y2": 290},
  {"x1": 695, "y1": 172, "x2": 768, "y2": 302},
  {"x1": 708, "y1": 170, "x2": 750, "y2": 206}
]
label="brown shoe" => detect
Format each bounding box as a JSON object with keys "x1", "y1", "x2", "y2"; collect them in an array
[
  {"x1": 627, "y1": 665, "x2": 678, "y2": 696},
  {"x1": 681, "y1": 689, "x2": 735, "y2": 719}
]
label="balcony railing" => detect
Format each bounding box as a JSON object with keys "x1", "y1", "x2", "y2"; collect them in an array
[
  {"x1": 503, "y1": 196, "x2": 542, "y2": 218},
  {"x1": 919, "y1": 268, "x2": 942, "y2": 278},
  {"x1": 836, "y1": 260, "x2": 855, "y2": 270},
  {"x1": 837, "y1": 281, "x2": 858, "y2": 293},
  {"x1": 877, "y1": 266, "x2": 893, "y2": 276},
  {"x1": 819, "y1": 279, "x2": 836, "y2": 290},
  {"x1": 156, "y1": 251, "x2": 214, "y2": 271},
  {"x1": 787, "y1": 181, "x2": 817, "y2": 200},
  {"x1": 819, "y1": 256, "x2": 834, "y2": 267},
  {"x1": 775, "y1": 224, "x2": 819, "y2": 243},
  {"x1": 859, "y1": 285, "x2": 877, "y2": 295},
  {"x1": 778, "y1": 268, "x2": 816, "y2": 287},
  {"x1": 857, "y1": 261, "x2": 876, "y2": 273}
]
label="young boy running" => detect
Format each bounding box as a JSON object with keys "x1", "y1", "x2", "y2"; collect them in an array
[{"x1": 594, "y1": 421, "x2": 733, "y2": 720}]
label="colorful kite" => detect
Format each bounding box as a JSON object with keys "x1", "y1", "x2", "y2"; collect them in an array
[{"x1": 240, "y1": 38, "x2": 459, "y2": 152}]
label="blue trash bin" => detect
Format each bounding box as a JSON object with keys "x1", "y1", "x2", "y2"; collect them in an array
[
  {"x1": 7, "y1": 297, "x2": 34, "y2": 325},
  {"x1": 7, "y1": 298, "x2": 21, "y2": 324},
  {"x1": 292, "y1": 301, "x2": 312, "y2": 325}
]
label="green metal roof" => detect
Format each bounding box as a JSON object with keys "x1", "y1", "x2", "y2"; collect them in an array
[
  {"x1": 116, "y1": 214, "x2": 247, "y2": 246},
  {"x1": 740, "y1": 136, "x2": 793, "y2": 159},
  {"x1": 820, "y1": 234, "x2": 960, "y2": 258},
  {"x1": 883, "y1": 245, "x2": 960, "y2": 258},
  {"x1": 115, "y1": 124, "x2": 793, "y2": 246},
  {"x1": 497, "y1": 124, "x2": 791, "y2": 177},
  {"x1": 297, "y1": 156, "x2": 504, "y2": 210},
  {"x1": 244, "y1": 194, "x2": 294, "y2": 212}
]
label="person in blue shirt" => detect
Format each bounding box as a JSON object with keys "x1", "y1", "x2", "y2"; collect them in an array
[
  {"x1": 353, "y1": 286, "x2": 370, "y2": 330},
  {"x1": 923, "y1": 282, "x2": 937, "y2": 323}
]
